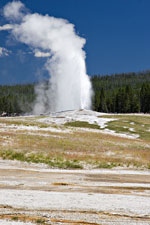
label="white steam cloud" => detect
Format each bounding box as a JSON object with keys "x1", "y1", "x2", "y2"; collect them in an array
[
  {"x1": 3, "y1": 1, "x2": 25, "y2": 20},
  {"x1": 2, "y1": 1, "x2": 93, "y2": 114}
]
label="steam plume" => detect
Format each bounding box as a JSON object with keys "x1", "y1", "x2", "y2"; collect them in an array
[{"x1": 3, "y1": 1, "x2": 93, "y2": 114}]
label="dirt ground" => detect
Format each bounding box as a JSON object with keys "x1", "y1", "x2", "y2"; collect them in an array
[{"x1": 0, "y1": 160, "x2": 150, "y2": 225}]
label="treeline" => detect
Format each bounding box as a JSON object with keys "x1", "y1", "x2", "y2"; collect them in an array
[
  {"x1": 0, "y1": 71, "x2": 150, "y2": 115},
  {"x1": 92, "y1": 71, "x2": 150, "y2": 113},
  {"x1": 0, "y1": 84, "x2": 35, "y2": 115}
]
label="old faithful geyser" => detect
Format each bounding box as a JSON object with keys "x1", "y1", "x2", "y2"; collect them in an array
[{"x1": 3, "y1": 1, "x2": 92, "y2": 114}]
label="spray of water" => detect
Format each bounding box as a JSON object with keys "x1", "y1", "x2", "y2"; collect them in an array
[{"x1": 3, "y1": 1, "x2": 93, "y2": 114}]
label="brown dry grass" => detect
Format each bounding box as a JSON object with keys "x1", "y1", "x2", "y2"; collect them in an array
[
  {"x1": 0, "y1": 115, "x2": 150, "y2": 168},
  {"x1": 0, "y1": 213, "x2": 102, "y2": 225},
  {"x1": 0, "y1": 129, "x2": 150, "y2": 168}
]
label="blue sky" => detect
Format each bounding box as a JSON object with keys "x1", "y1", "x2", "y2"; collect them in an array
[{"x1": 0, "y1": 0, "x2": 150, "y2": 84}]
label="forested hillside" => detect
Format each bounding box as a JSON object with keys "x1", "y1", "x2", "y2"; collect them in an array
[
  {"x1": 92, "y1": 71, "x2": 150, "y2": 113},
  {"x1": 0, "y1": 84, "x2": 35, "y2": 115},
  {"x1": 0, "y1": 71, "x2": 150, "y2": 115}
]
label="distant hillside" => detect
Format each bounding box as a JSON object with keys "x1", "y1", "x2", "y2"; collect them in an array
[
  {"x1": 0, "y1": 71, "x2": 150, "y2": 115},
  {"x1": 0, "y1": 84, "x2": 35, "y2": 115},
  {"x1": 92, "y1": 71, "x2": 150, "y2": 90},
  {"x1": 92, "y1": 71, "x2": 150, "y2": 113}
]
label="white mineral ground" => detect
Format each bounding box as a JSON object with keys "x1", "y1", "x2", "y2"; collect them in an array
[
  {"x1": 0, "y1": 160, "x2": 150, "y2": 225},
  {"x1": 0, "y1": 110, "x2": 141, "y2": 139},
  {"x1": 0, "y1": 220, "x2": 35, "y2": 225}
]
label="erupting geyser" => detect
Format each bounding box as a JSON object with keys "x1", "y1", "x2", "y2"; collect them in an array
[{"x1": 2, "y1": 1, "x2": 93, "y2": 114}]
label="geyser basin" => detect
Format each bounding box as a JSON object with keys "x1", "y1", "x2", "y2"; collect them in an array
[{"x1": 2, "y1": 1, "x2": 93, "y2": 114}]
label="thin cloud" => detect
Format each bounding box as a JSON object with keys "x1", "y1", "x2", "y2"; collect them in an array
[
  {"x1": 34, "y1": 50, "x2": 51, "y2": 58},
  {"x1": 0, "y1": 24, "x2": 13, "y2": 31},
  {"x1": 0, "y1": 47, "x2": 11, "y2": 57}
]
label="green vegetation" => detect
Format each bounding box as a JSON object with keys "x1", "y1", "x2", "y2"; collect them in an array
[
  {"x1": 0, "y1": 149, "x2": 83, "y2": 169},
  {"x1": 36, "y1": 218, "x2": 46, "y2": 224},
  {"x1": 12, "y1": 216, "x2": 19, "y2": 221},
  {"x1": 65, "y1": 121, "x2": 100, "y2": 129},
  {"x1": 99, "y1": 114, "x2": 150, "y2": 140},
  {"x1": 0, "y1": 83, "x2": 35, "y2": 115},
  {"x1": 97, "y1": 162, "x2": 121, "y2": 169},
  {"x1": 0, "y1": 113, "x2": 150, "y2": 169},
  {"x1": 92, "y1": 71, "x2": 150, "y2": 113}
]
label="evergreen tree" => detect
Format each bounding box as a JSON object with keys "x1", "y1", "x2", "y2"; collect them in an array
[{"x1": 140, "y1": 83, "x2": 150, "y2": 113}]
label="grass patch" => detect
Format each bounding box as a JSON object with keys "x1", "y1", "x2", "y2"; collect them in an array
[
  {"x1": 97, "y1": 162, "x2": 121, "y2": 169},
  {"x1": 65, "y1": 121, "x2": 100, "y2": 129},
  {"x1": 1, "y1": 130, "x2": 150, "y2": 169},
  {"x1": 99, "y1": 114, "x2": 150, "y2": 140},
  {"x1": 36, "y1": 218, "x2": 46, "y2": 224},
  {"x1": 148, "y1": 164, "x2": 150, "y2": 169},
  {"x1": 12, "y1": 216, "x2": 19, "y2": 221},
  {"x1": 0, "y1": 149, "x2": 83, "y2": 169},
  {"x1": 0, "y1": 214, "x2": 47, "y2": 224},
  {"x1": 0, "y1": 118, "x2": 51, "y2": 129},
  {"x1": 0, "y1": 115, "x2": 150, "y2": 169}
]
